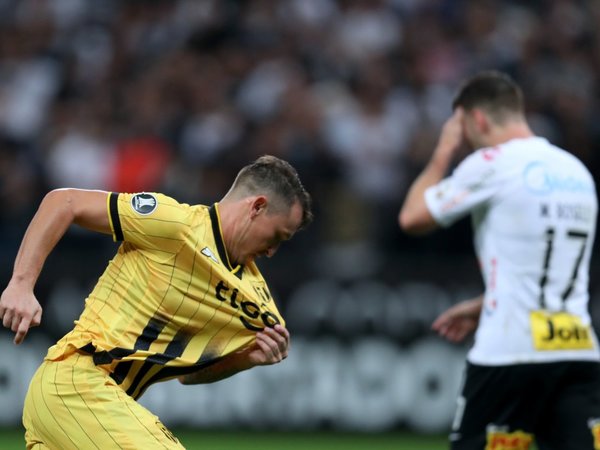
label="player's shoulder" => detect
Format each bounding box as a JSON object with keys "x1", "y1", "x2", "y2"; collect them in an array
[
  {"x1": 120, "y1": 192, "x2": 206, "y2": 223},
  {"x1": 453, "y1": 137, "x2": 545, "y2": 186},
  {"x1": 467, "y1": 136, "x2": 535, "y2": 165},
  {"x1": 548, "y1": 143, "x2": 592, "y2": 173},
  {"x1": 453, "y1": 145, "x2": 505, "y2": 182},
  {"x1": 460, "y1": 136, "x2": 562, "y2": 171},
  {"x1": 128, "y1": 192, "x2": 184, "y2": 212},
  {"x1": 531, "y1": 139, "x2": 594, "y2": 179},
  {"x1": 459, "y1": 137, "x2": 521, "y2": 169}
]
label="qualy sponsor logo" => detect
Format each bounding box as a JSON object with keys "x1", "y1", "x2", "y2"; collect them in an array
[
  {"x1": 523, "y1": 161, "x2": 594, "y2": 196},
  {"x1": 131, "y1": 193, "x2": 158, "y2": 215}
]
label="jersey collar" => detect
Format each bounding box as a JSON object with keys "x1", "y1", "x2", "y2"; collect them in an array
[{"x1": 208, "y1": 203, "x2": 244, "y2": 279}]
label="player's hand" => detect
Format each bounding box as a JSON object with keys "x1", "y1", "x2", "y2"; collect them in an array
[
  {"x1": 431, "y1": 296, "x2": 482, "y2": 343},
  {"x1": 434, "y1": 108, "x2": 465, "y2": 161},
  {"x1": 246, "y1": 324, "x2": 290, "y2": 366},
  {"x1": 0, "y1": 283, "x2": 43, "y2": 345}
]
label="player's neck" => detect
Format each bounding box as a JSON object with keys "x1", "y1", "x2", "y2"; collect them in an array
[{"x1": 485, "y1": 122, "x2": 534, "y2": 147}]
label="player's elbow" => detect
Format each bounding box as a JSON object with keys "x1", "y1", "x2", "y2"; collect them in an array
[
  {"x1": 398, "y1": 207, "x2": 437, "y2": 236},
  {"x1": 398, "y1": 208, "x2": 411, "y2": 231},
  {"x1": 178, "y1": 374, "x2": 200, "y2": 385},
  {"x1": 43, "y1": 189, "x2": 77, "y2": 217}
]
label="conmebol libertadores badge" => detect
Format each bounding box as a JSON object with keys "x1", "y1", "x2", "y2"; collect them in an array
[{"x1": 131, "y1": 193, "x2": 157, "y2": 215}]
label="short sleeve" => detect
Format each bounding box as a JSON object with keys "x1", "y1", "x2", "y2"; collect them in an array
[
  {"x1": 108, "y1": 192, "x2": 193, "y2": 253},
  {"x1": 424, "y1": 148, "x2": 503, "y2": 227}
]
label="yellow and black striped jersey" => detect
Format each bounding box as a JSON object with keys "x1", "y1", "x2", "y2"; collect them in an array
[{"x1": 45, "y1": 192, "x2": 284, "y2": 399}]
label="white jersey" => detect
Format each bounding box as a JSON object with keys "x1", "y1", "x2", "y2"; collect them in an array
[{"x1": 425, "y1": 137, "x2": 599, "y2": 365}]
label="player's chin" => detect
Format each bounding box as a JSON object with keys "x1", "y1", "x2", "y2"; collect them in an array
[
  {"x1": 235, "y1": 254, "x2": 252, "y2": 266},
  {"x1": 248, "y1": 252, "x2": 267, "y2": 262}
]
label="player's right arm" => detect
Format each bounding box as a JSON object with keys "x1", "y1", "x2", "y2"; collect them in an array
[
  {"x1": 399, "y1": 108, "x2": 465, "y2": 234},
  {"x1": 0, "y1": 188, "x2": 111, "y2": 344}
]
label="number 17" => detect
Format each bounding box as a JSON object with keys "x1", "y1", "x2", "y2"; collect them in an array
[{"x1": 539, "y1": 227, "x2": 588, "y2": 309}]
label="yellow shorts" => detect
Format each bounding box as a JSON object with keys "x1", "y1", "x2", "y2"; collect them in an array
[{"x1": 22, "y1": 352, "x2": 185, "y2": 450}]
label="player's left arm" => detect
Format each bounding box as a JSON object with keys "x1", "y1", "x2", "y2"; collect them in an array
[
  {"x1": 178, "y1": 324, "x2": 290, "y2": 385},
  {"x1": 431, "y1": 294, "x2": 483, "y2": 342}
]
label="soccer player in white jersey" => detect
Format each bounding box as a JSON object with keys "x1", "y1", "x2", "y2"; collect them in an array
[{"x1": 399, "y1": 71, "x2": 600, "y2": 449}]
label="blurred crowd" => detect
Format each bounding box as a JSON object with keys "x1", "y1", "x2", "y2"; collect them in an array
[{"x1": 1, "y1": 0, "x2": 600, "y2": 286}]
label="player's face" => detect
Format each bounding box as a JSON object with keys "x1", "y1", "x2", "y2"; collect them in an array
[{"x1": 242, "y1": 201, "x2": 303, "y2": 264}]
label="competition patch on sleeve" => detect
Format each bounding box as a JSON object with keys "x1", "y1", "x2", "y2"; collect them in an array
[
  {"x1": 431, "y1": 179, "x2": 470, "y2": 213},
  {"x1": 130, "y1": 193, "x2": 158, "y2": 215},
  {"x1": 434, "y1": 179, "x2": 452, "y2": 199}
]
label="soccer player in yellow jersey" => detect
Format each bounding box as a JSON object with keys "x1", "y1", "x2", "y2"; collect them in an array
[{"x1": 0, "y1": 155, "x2": 313, "y2": 449}]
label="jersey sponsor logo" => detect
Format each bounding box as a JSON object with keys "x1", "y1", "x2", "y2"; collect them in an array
[
  {"x1": 215, "y1": 280, "x2": 280, "y2": 331},
  {"x1": 485, "y1": 426, "x2": 533, "y2": 450},
  {"x1": 201, "y1": 246, "x2": 220, "y2": 264},
  {"x1": 523, "y1": 161, "x2": 595, "y2": 196},
  {"x1": 485, "y1": 432, "x2": 533, "y2": 450},
  {"x1": 131, "y1": 193, "x2": 158, "y2": 215},
  {"x1": 530, "y1": 310, "x2": 594, "y2": 351}
]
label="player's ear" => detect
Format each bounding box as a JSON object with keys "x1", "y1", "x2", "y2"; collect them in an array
[
  {"x1": 250, "y1": 196, "x2": 268, "y2": 218},
  {"x1": 472, "y1": 108, "x2": 489, "y2": 132}
]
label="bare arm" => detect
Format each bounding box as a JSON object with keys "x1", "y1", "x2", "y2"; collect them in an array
[
  {"x1": 431, "y1": 294, "x2": 483, "y2": 343},
  {"x1": 399, "y1": 108, "x2": 465, "y2": 235},
  {"x1": 0, "y1": 188, "x2": 112, "y2": 344},
  {"x1": 179, "y1": 325, "x2": 290, "y2": 384}
]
